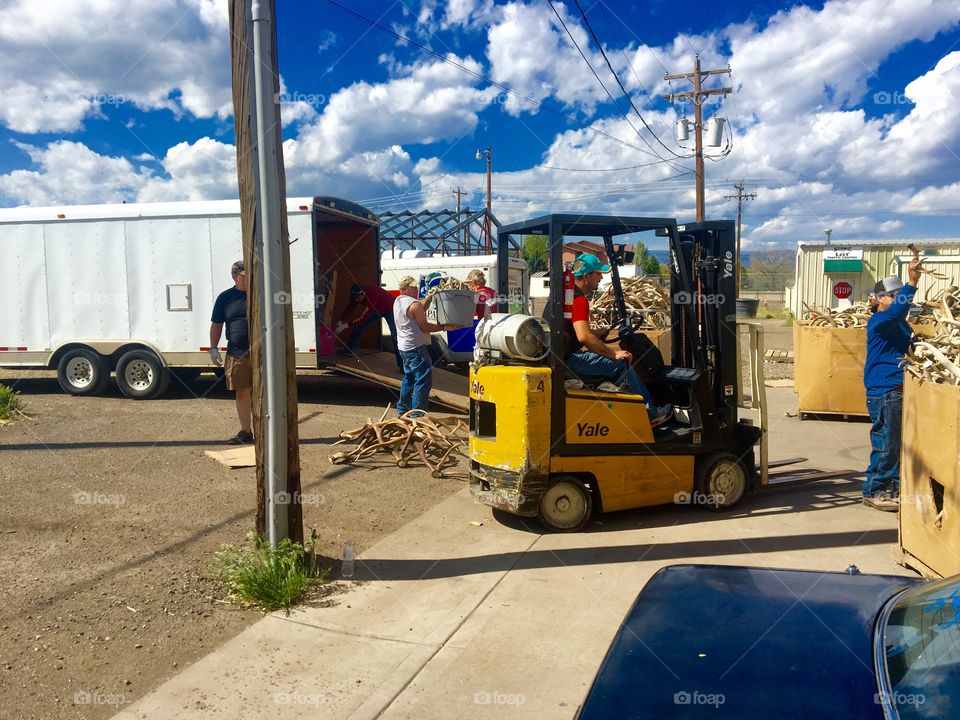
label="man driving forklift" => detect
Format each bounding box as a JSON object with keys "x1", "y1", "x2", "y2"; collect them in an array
[
  {"x1": 469, "y1": 214, "x2": 762, "y2": 532},
  {"x1": 562, "y1": 252, "x2": 672, "y2": 428}
]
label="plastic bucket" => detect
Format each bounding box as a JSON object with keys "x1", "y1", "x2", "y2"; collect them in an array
[
  {"x1": 431, "y1": 290, "x2": 476, "y2": 326},
  {"x1": 736, "y1": 298, "x2": 759, "y2": 318}
]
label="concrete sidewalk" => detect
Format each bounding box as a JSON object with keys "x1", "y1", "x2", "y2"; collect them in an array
[{"x1": 114, "y1": 389, "x2": 911, "y2": 719}]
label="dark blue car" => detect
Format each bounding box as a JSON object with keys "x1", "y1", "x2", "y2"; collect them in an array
[{"x1": 577, "y1": 564, "x2": 960, "y2": 719}]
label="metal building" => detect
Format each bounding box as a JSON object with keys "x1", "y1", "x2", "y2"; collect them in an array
[
  {"x1": 378, "y1": 208, "x2": 518, "y2": 257},
  {"x1": 785, "y1": 240, "x2": 960, "y2": 317}
]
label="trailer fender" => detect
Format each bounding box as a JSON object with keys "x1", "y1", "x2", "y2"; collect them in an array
[{"x1": 49, "y1": 340, "x2": 168, "y2": 369}]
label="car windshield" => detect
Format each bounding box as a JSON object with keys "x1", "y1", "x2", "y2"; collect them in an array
[{"x1": 880, "y1": 575, "x2": 960, "y2": 718}]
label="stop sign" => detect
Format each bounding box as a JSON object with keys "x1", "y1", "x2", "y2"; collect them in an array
[{"x1": 834, "y1": 281, "x2": 853, "y2": 299}]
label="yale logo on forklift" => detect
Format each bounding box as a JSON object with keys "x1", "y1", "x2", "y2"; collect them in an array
[
  {"x1": 576, "y1": 422, "x2": 609, "y2": 438},
  {"x1": 471, "y1": 380, "x2": 485, "y2": 398}
]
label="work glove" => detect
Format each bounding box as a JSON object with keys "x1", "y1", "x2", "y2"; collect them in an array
[
  {"x1": 209, "y1": 347, "x2": 223, "y2": 366},
  {"x1": 334, "y1": 321, "x2": 349, "y2": 334}
]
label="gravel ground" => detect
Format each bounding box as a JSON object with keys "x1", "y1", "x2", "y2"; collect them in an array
[{"x1": 0, "y1": 369, "x2": 465, "y2": 720}]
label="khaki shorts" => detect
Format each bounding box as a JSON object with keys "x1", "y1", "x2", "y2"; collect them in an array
[{"x1": 225, "y1": 354, "x2": 253, "y2": 391}]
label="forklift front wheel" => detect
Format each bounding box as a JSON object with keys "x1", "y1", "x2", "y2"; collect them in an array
[
  {"x1": 695, "y1": 453, "x2": 747, "y2": 512},
  {"x1": 538, "y1": 476, "x2": 593, "y2": 532}
]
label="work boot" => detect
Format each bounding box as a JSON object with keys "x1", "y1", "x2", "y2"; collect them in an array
[
  {"x1": 863, "y1": 491, "x2": 899, "y2": 512},
  {"x1": 226, "y1": 430, "x2": 254, "y2": 445},
  {"x1": 649, "y1": 405, "x2": 673, "y2": 428}
]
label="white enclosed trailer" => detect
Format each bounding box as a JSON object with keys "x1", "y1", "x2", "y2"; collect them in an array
[{"x1": 0, "y1": 196, "x2": 381, "y2": 397}]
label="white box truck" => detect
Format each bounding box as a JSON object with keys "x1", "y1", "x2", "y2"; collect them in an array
[
  {"x1": 0, "y1": 196, "x2": 382, "y2": 398},
  {"x1": 379, "y1": 252, "x2": 530, "y2": 365}
]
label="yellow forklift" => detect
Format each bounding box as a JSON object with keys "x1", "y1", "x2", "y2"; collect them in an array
[{"x1": 469, "y1": 214, "x2": 763, "y2": 531}]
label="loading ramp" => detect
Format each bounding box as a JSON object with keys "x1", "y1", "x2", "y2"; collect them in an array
[{"x1": 329, "y1": 351, "x2": 469, "y2": 413}]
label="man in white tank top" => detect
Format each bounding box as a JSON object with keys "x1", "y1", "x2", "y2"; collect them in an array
[{"x1": 393, "y1": 276, "x2": 447, "y2": 416}]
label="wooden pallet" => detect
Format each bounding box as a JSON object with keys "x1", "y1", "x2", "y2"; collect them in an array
[{"x1": 764, "y1": 349, "x2": 794, "y2": 363}]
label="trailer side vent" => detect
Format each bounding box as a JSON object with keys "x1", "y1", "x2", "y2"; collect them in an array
[{"x1": 166, "y1": 284, "x2": 193, "y2": 312}]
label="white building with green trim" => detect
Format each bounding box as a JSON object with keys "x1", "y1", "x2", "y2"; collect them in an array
[{"x1": 785, "y1": 240, "x2": 960, "y2": 317}]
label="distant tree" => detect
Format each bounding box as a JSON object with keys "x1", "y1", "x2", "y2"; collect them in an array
[
  {"x1": 633, "y1": 240, "x2": 660, "y2": 276},
  {"x1": 521, "y1": 235, "x2": 548, "y2": 274}
]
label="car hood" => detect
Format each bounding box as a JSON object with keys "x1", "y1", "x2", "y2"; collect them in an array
[{"x1": 578, "y1": 564, "x2": 922, "y2": 719}]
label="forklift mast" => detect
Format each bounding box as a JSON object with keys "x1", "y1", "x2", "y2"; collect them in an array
[{"x1": 669, "y1": 221, "x2": 739, "y2": 434}]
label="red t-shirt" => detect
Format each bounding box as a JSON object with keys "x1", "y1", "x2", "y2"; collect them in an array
[
  {"x1": 475, "y1": 285, "x2": 497, "y2": 318},
  {"x1": 570, "y1": 292, "x2": 589, "y2": 324},
  {"x1": 340, "y1": 285, "x2": 396, "y2": 326},
  {"x1": 560, "y1": 288, "x2": 590, "y2": 356}
]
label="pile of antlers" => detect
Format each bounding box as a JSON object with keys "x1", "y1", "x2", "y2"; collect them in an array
[
  {"x1": 329, "y1": 407, "x2": 468, "y2": 478},
  {"x1": 591, "y1": 277, "x2": 671, "y2": 330},
  {"x1": 904, "y1": 286, "x2": 960, "y2": 385},
  {"x1": 801, "y1": 302, "x2": 873, "y2": 328}
]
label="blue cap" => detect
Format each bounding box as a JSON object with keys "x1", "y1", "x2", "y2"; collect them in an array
[{"x1": 572, "y1": 253, "x2": 611, "y2": 277}]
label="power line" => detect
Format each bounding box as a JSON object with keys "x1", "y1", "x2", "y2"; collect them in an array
[
  {"x1": 596, "y1": 3, "x2": 674, "y2": 138},
  {"x1": 536, "y1": 158, "x2": 682, "y2": 171},
  {"x1": 324, "y1": 0, "x2": 668, "y2": 159},
  {"x1": 572, "y1": 0, "x2": 686, "y2": 160},
  {"x1": 544, "y1": 0, "x2": 679, "y2": 169}
]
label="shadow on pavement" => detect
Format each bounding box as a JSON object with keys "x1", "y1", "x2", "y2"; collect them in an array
[
  {"x1": 355, "y1": 527, "x2": 898, "y2": 582},
  {"x1": 0, "y1": 436, "x2": 341, "y2": 451}
]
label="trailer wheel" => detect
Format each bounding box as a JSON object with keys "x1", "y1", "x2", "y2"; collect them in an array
[
  {"x1": 115, "y1": 350, "x2": 169, "y2": 399},
  {"x1": 57, "y1": 348, "x2": 109, "y2": 396},
  {"x1": 694, "y1": 453, "x2": 747, "y2": 512},
  {"x1": 538, "y1": 476, "x2": 593, "y2": 532}
]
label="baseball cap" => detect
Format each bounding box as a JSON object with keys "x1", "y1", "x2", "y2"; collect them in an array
[
  {"x1": 873, "y1": 276, "x2": 904, "y2": 297},
  {"x1": 398, "y1": 276, "x2": 417, "y2": 290},
  {"x1": 231, "y1": 260, "x2": 245, "y2": 276},
  {"x1": 349, "y1": 283, "x2": 365, "y2": 297},
  {"x1": 572, "y1": 253, "x2": 611, "y2": 277}
]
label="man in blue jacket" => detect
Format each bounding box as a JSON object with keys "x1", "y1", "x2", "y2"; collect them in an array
[{"x1": 862, "y1": 258, "x2": 921, "y2": 511}]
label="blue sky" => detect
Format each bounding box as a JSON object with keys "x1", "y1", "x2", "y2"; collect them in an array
[{"x1": 0, "y1": 0, "x2": 958, "y2": 249}]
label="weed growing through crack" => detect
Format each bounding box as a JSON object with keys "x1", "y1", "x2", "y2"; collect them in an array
[
  {"x1": 212, "y1": 531, "x2": 328, "y2": 612},
  {"x1": 0, "y1": 384, "x2": 24, "y2": 424}
]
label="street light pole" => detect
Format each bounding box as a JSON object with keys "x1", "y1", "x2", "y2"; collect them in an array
[{"x1": 476, "y1": 147, "x2": 492, "y2": 253}]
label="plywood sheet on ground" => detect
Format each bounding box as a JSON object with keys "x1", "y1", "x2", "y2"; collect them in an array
[
  {"x1": 331, "y1": 351, "x2": 469, "y2": 413},
  {"x1": 204, "y1": 445, "x2": 256, "y2": 468}
]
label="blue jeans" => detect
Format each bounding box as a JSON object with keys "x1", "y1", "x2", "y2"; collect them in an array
[
  {"x1": 398, "y1": 347, "x2": 432, "y2": 416},
  {"x1": 565, "y1": 351, "x2": 653, "y2": 406},
  {"x1": 863, "y1": 390, "x2": 902, "y2": 497},
  {"x1": 347, "y1": 311, "x2": 401, "y2": 367}
]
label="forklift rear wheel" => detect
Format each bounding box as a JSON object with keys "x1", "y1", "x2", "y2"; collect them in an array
[
  {"x1": 538, "y1": 476, "x2": 593, "y2": 532},
  {"x1": 695, "y1": 453, "x2": 747, "y2": 512}
]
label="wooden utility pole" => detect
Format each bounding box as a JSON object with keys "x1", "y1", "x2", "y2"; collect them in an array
[
  {"x1": 452, "y1": 186, "x2": 465, "y2": 254},
  {"x1": 723, "y1": 180, "x2": 756, "y2": 296},
  {"x1": 228, "y1": 0, "x2": 303, "y2": 543},
  {"x1": 664, "y1": 57, "x2": 732, "y2": 222}
]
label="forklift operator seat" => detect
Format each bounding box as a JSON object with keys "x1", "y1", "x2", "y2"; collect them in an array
[{"x1": 544, "y1": 302, "x2": 667, "y2": 393}]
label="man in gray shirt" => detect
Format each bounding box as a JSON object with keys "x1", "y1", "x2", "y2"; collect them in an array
[{"x1": 392, "y1": 276, "x2": 447, "y2": 417}]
